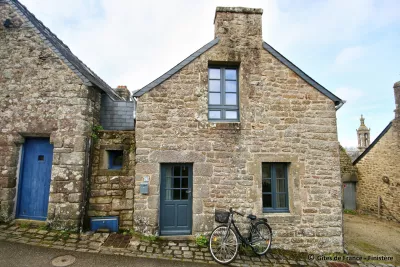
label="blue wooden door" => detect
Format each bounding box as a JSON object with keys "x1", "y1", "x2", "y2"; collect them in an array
[
  {"x1": 160, "y1": 164, "x2": 192, "y2": 235},
  {"x1": 17, "y1": 138, "x2": 53, "y2": 220}
]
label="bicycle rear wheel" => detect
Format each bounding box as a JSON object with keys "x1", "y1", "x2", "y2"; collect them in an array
[
  {"x1": 209, "y1": 225, "x2": 239, "y2": 264},
  {"x1": 250, "y1": 222, "x2": 272, "y2": 256}
]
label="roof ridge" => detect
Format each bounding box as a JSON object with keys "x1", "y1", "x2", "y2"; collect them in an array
[{"x1": 133, "y1": 38, "x2": 220, "y2": 97}]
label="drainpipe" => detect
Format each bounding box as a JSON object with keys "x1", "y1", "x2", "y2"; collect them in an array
[{"x1": 79, "y1": 137, "x2": 92, "y2": 233}]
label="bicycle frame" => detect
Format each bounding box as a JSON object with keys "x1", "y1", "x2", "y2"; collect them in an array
[{"x1": 226, "y1": 213, "x2": 258, "y2": 246}]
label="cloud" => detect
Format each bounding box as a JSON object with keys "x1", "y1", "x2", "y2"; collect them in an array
[{"x1": 334, "y1": 46, "x2": 366, "y2": 67}]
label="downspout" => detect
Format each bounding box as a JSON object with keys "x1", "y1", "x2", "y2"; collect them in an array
[
  {"x1": 335, "y1": 99, "x2": 346, "y2": 253},
  {"x1": 79, "y1": 136, "x2": 92, "y2": 233}
]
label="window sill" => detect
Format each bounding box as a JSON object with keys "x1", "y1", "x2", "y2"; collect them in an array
[
  {"x1": 260, "y1": 212, "x2": 298, "y2": 224},
  {"x1": 263, "y1": 209, "x2": 290, "y2": 213},
  {"x1": 208, "y1": 122, "x2": 241, "y2": 130}
]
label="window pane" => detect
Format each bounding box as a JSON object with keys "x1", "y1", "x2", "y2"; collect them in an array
[
  {"x1": 276, "y1": 179, "x2": 285, "y2": 193},
  {"x1": 276, "y1": 194, "x2": 287, "y2": 208},
  {"x1": 226, "y1": 81, "x2": 237, "y2": 92},
  {"x1": 173, "y1": 189, "x2": 181, "y2": 200},
  {"x1": 209, "y1": 68, "x2": 220, "y2": 79},
  {"x1": 263, "y1": 194, "x2": 272, "y2": 208},
  {"x1": 182, "y1": 166, "x2": 189, "y2": 176},
  {"x1": 209, "y1": 110, "x2": 221, "y2": 119},
  {"x1": 225, "y1": 93, "x2": 237, "y2": 105},
  {"x1": 225, "y1": 110, "x2": 237, "y2": 119},
  {"x1": 276, "y1": 164, "x2": 285, "y2": 178},
  {"x1": 173, "y1": 177, "x2": 180, "y2": 188},
  {"x1": 165, "y1": 189, "x2": 172, "y2": 200},
  {"x1": 182, "y1": 178, "x2": 188, "y2": 188},
  {"x1": 166, "y1": 177, "x2": 173, "y2": 188},
  {"x1": 209, "y1": 93, "x2": 221, "y2": 104},
  {"x1": 262, "y1": 163, "x2": 271, "y2": 179},
  {"x1": 262, "y1": 179, "x2": 271, "y2": 193},
  {"x1": 209, "y1": 80, "x2": 220, "y2": 92},
  {"x1": 166, "y1": 166, "x2": 172, "y2": 177},
  {"x1": 182, "y1": 189, "x2": 189, "y2": 200},
  {"x1": 225, "y1": 69, "x2": 237, "y2": 80},
  {"x1": 173, "y1": 166, "x2": 180, "y2": 176}
]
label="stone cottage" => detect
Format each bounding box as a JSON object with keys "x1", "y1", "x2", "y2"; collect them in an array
[
  {"x1": 0, "y1": 0, "x2": 135, "y2": 229},
  {"x1": 352, "y1": 82, "x2": 400, "y2": 221},
  {"x1": 133, "y1": 7, "x2": 345, "y2": 252}
]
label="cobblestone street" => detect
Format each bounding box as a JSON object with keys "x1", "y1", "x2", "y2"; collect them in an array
[{"x1": 0, "y1": 224, "x2": 398, "y2": 267}]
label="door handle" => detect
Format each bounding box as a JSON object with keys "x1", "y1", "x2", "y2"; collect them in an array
[{"x1": 186, "y1": 189, "x2": 192, "y2": 194}]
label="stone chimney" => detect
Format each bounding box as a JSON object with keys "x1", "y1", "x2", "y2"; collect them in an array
[
  {"x1": 214, "y1": 7, "x2": 263, "y2": 47},
  {"x1": 115, "y1": 85, "x2": 131, "y2": 101}
]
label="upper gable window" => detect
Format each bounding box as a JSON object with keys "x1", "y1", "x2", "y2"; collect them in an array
[{"x1": 208, "y1": 67, "x2": 239, "y2": 122}]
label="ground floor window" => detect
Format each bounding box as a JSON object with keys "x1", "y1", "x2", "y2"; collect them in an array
[{"x1": 262, "y1": 163, "x2": 289, "y2": 212}]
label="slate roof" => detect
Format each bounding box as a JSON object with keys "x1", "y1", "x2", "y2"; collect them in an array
[
  {"x1": 133, "y1": 38, "x2": 220, "y2": 97},
  {"x1": 353, "y1": 121, "x2": 393, "y2": 165},
  {"x1": 7, "y1": 0, "x2": 122, "y2": 100},
  {"x1": 132, "y1": 37, "x2": 344, "y2": 107}
]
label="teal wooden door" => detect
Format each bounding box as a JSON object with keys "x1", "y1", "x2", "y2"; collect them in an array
[
  {"x1": 160, "y1": 164, "x2": 192, "y2": 235},
  {"x1": 17, "y1": 138, "x2": 53, "y2": 220}
]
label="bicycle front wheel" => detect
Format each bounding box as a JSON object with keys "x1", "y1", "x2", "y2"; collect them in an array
[
  {"x1": 209, "y1": 225, "x2": 239, "y2": 264},
  {"x1": 250, "y1": 222, "x2": 272, "y2": 256}
]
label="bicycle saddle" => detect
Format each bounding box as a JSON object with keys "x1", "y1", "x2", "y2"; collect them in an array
[{"x1": 247, "y1": 214, "x2": 257, "y2": 220}]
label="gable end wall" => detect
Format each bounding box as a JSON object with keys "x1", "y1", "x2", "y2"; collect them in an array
[
  {"x1": 134, "y1": 29, "x2": 342, "y2": 252},
  {"x1": 0, "y1": 2, "x2": 101, "y2": 229},
  {"x1": 355, "y1": 125, "x2": 400, "y2": 221}
]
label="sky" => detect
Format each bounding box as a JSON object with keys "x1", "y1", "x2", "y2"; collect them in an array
[{"x1": 21, "y1": 0, "x2": 400, "y2": 148}]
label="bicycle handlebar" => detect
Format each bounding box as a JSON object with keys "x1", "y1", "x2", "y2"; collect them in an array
[{"x1": 229, "y1": 208, "x2": 244, "y2": 217}]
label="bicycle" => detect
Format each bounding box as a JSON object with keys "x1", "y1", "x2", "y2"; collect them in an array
[{"x1": 208, "y1": 208, "x2": 272, "y2": 265}]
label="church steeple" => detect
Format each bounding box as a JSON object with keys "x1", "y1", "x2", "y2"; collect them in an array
[{"x1": 357, "y1": 115, "x2": 370, "y2": 152}]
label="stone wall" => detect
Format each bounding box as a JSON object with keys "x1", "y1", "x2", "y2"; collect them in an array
[
  {"x1": 134, "y1": 8, "x2": 343, "y2": 252},
  {"x1": 88, "y1": 131, "x2": 135, "y2": 229},
  {"x1": 355, "y1": 125, "x2": 400, "y2": 221},
  {"x1": 339, "y1": 145, "x2": 358, "y2": 181},
  {"x1": 0, "y1": 2, "x2": 101, "y2": 229}
]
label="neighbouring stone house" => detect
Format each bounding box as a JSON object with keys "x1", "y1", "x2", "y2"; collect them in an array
[
  {"x1": 352, "y1": 81, "x2": 400, "y2": 221},
  {"x1": 133, "y1": 7, "x2": 345, "y2": 252},
  {"x1": 0, "y1": 0, "x2": 134, "y2": 229}
]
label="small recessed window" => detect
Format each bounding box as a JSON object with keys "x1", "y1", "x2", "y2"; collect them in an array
[
  {"x1": 38, "y1": 155, "x2": 44, "y2": 161},
  {"x1": 107, "y1": 150, "x2": 123, "y2": 170}
]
